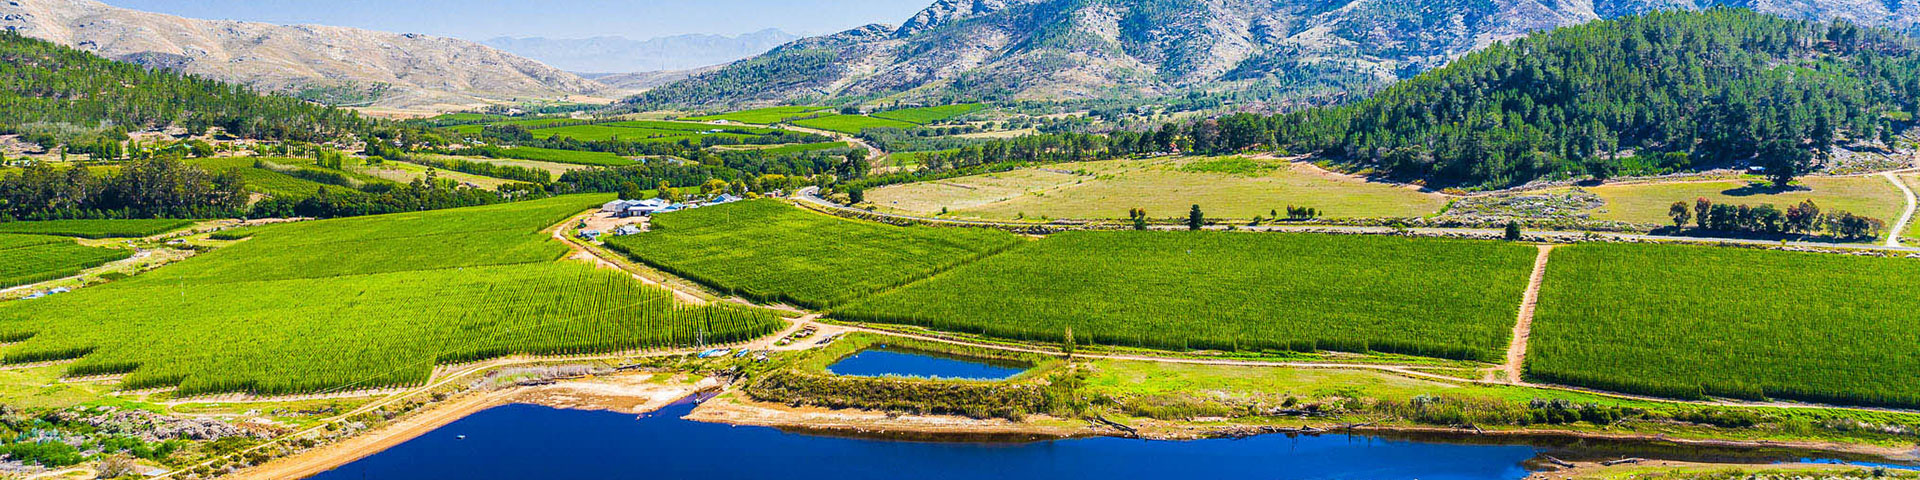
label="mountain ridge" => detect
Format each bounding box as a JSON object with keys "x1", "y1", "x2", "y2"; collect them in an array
[
  {"x1": 0, "y1": 0, "x2": 611, "y2": 110},
  {"x1": 483, "y1": 29, "x2": 800, "y2": 74},
  {"x1": 631, "y1": 0, "x2": 1920, "y2": 109}
]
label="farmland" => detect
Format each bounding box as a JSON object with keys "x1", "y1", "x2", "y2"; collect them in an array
[
  {"x1": 866, "y1": 157, "x2": 1449, "y2": 220},
  {"x1": 684, "y1": 106, "x2": 831, "y2": 124},
  {"x1": 1528, "y1": 243, "x2": 1920, "y2": 408},
  {"x1": 0, "y1": 219, "x2": 196, "y2": 238},
  {"x1": 489, "y1": 146, "x2": 637, "y2": 167},
  {"x1": 870, "y1": 104, "x2": 984, "y2": 124},
  {"x1": 185, "y1": 157, "x2": 383, "y2": 198},
  {"x1": 0, "y1": 195, "x2": 781, "y2": 395},
  {"x1": 836, "y1": 231, "x2": 1537, "y2": 360},
  {"x1": 1527, "y1": 176, "x2": 1906, "y2": 232},
  {"x1": 0, "y1": 235, "x2": 131, "y2": 288},
  {"x1": 791, "y1": 114, "x2": 920, "y2": 134},
  {"x1": 603, "y1": 199, "x2": 1024, "y2": 309}
]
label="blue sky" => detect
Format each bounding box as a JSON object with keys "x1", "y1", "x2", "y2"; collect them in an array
[{"x1": 99, "y1": 0, "x2": 931, "y2": 40}]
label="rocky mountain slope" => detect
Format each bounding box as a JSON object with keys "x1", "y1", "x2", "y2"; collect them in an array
[
  {"x1": 485, "y1": 29, "x2": 799, "y2": 74},
  {"x1": 631, "y1": 0, "x2": 1920, "y2": 108},
  {"x1": 0, "y1": 0, "x2": 610, "y2": 109}
]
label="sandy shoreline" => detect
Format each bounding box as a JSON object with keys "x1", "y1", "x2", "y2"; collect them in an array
[{"x1": 226, "y1": 374, "x2": 712, "y2": 480}]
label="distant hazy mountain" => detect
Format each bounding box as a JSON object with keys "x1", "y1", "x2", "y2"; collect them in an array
[
  {"x1": 484, "y1": 29, "x2": 800, "y2": 74},
  {"x1": 0, "y1": 0, "x2": 610, "y2": 109},
  {"x1": 630, "y1": 0, "x2": 1920, "y2": 108}
]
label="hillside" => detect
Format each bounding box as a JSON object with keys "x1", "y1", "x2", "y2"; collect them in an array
[
  {"x1": 485, "y1": 29, "x2": 800, "y2": 73},
  {"x1": 629, "y1": 0, "x2": 1920, "y2": 108},
  {"x1": 0, "y1": 0, "x2": 609, "y2": 109},
  {"x1": 0, "y1": 31, "x2": 369, "y2": 144}
]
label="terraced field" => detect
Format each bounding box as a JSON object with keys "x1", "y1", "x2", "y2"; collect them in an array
[
  {"x1": 603, "y1": 199, "x2": 1024, "y2": 309},
  {"x1": 0, "y1": 195, "x2": 780, "y2": 395},
  {"x1": 1529, "y1": 243, "x2": 1920, "y2": 408},
  {"x1": 836, "y1": 231, "x2": 1538, "y2": 360}
]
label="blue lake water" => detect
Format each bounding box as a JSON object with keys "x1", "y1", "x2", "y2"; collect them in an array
[
  {"x1": 302, "y1": 394, "x2": 1920, "y2": 480},
  {"x1": 825, "y1": 346, "x2": 1029, "y2": 381}
]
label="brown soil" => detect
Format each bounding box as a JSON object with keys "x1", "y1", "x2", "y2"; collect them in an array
[{"x1": 684, "y1": 390, "x2": 1091, "y2": 439}]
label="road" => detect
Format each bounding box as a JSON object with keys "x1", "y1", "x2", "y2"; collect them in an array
[
  {"x1": 1885, "y1": 172, "x2": 1917, "y2": 248},
  {"x1": 1502, "y1": 246, "x2": 1554, "y2": 384}
]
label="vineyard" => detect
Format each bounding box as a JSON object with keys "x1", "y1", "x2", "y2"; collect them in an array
[
  {"x1": 1527, "y1": 243, "x2": 1920, "y2": 408},
  {"x1": 603, "y1": 199, "x2": 1024, "y2": 309},
  {"x1": 870, "y1": 104, "x2": 984, "y2": 124},
  {"x1": 684, "y1": 106, "x2": 831, "y2": 124},
  {"x1": 835, "y1": 231, "x2": 1538, "y2": 360},
  {"x1": 791, "y1": 115, "x2": 919, "y2": 134},
  {"x1": 490, "y1": 147, "x2": 636, "y2": 167},
  {"x1": 0, "y1": 219, "x2": 196, "y2": 238},
  {"x1": 0, "y1": 235, "x2": 131, "y2": 288},
  {"x1": 0, "y1": 195, "x2": 781, "y2": 395}
]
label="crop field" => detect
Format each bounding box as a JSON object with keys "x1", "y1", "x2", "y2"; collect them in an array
[
  {"x1": 684, "y1": 106, "x2": 831, "y2": 124},
  {"x1": 603, "y1": 199, "x2": 1024, "y2": 309},
  {"x1": 0, "y1": 195, "x2": 781, "y2": 395},
  {"x1": 791, "y1": 114, "x2": 919, "y2": 134},
  {"x1": 1528, "y1": 243, "x2": 1920, "y2": 408},
  {"x1": 528, "y1": 124, "x2": 686, "y2": 142},
  {"x1": 866, "y1": 157, "x2": 1449, "y2": 221},
  {"x1": 447, "y1": 117, "x2": 578, "y2": 135},
  {"x1": 0, "y1": 219, "x2": 196, "y2": 238},
  {"x1": 457, "y1": 156, "x2": 591, "y2": 176},
  {"x1": 1537, "y1": 176, "x2": 1905, "y2": 231},
  {"x1": 836, "y1": 231, "x2": 1537, "y2": 360},
  {"x1": 354, "y1": 158, "x2": 516, "y2": 189},
  {"x1": 754, "y1": 142, "x2": 849, "y2": 155},
  {"x1": 607, "y1": 120, "x2": 782, "y2": 135},
  {"x1": 186, "y1": 158, "x2": 362, "y2": 198},
  {"x1": 494, "y1": 147, "x2": 636, "y2": 167},
  {"x1": 0, "y1": 235, "x2": 132, "y2": 288},
  {"x1": 870, "y1": 104, "x2": 984, "y2": 124}
]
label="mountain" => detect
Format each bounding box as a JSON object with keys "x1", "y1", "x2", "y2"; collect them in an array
[
  {"x1": 0, "y1": 0, "x2": 609, "y2": 109},
  {"x1": 484, "y1": 29, "x2": 800, "y2": 74},
  {"x1": 630, "y1": 0, "x2": 1920, "y2": 109}
]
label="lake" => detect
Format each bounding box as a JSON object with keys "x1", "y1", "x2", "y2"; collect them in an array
[
  {"x1": 303, "y1": 395, "x2": 1918, "y2": 480},
  {"x1": 825, "y1": 345, "x2": 1029, "y2": 381}
]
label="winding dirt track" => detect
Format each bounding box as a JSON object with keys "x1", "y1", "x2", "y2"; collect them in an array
[{"x1": 1885, "y1": 172, "x2": 1918, "y2": 248}]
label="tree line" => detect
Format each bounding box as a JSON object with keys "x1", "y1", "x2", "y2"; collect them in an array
[{"x1": 1667, "y1": 198, "x2": 1883, "y2": 239}]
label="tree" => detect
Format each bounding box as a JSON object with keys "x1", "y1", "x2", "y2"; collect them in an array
[
  {"x1": 1695, "y1": 198, "x2": 1713, "y2": 229},
  {"x1": 702, "y1": 178, "x2": 729, "y2": 196},
  {"x1": 1504, "y1": 221, "x2": 1523, "y2": 241},
  {"x1": 849, "y1": 187, "x2": 865, "y2": 204},
  {"x1": 1668, "y1": 202, "x2": 1692, "y2": 228},
  {"x1": 658, "y1": 181, "x2": 681, "y2": 202},
  {"x1": 1187, "y1": 205, "x2": 1205, "y2": 231},
  {"x1": 617, "y1": 181, "x2": 645, "y2": 201},
  {"x1": 1128, "y1": 207, "x2": 1149, "y2": 230},
  {"x1": 1757, "y1": 140, "x2": 1813, "y2": 189},
  {"x1": 1786, "y1": 200, "x2": 1821, "y2": 233}
]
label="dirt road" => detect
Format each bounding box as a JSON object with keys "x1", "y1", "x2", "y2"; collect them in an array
[
  {"x1": 1502, "y1": 245, "x2": 1555, "y2": 383},
  {"x1": 1885, "y1": 172, "x2": 1917, "y2": 248}
]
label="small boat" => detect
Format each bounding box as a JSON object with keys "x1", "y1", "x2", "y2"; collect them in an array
[
  {"x1": 698, "y1": 348, "x2": 731, "y2": 358},
  {"x1": 456, "y1": 435, "x2": 466, "y2": 440}
]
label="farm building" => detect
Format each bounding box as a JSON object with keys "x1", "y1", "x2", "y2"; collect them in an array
[{"x1": 613, "y1": 225, "x2": 642, "y2": 236}]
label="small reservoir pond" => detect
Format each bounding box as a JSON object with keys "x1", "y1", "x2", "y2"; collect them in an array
[
  {"x1": 308, "y1": 396, "x2": 1918, "y2": 480},
  {"x1": 825, "y1": 345, "x2": 1028, "y2": 380}
]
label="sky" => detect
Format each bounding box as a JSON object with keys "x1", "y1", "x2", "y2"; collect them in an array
[{"x1": 97, "y1": 0, "x2": 932, "y2": 40}]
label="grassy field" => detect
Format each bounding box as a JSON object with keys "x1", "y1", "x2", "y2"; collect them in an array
[
  {"x1": 354, "y1": 158, "x2": 516, "y2": 189},
  {"x1": 756, "y1": 142, "x2": 849, "y2": 155},
  {"x1": 0, "y1": 219, "x2": 196, "y2": 238},
  {"x1": 528, "y1": 124, "x2": 686, "y2": 142},
  {"x1": 446, "y1": 117, "x2": 577, "y2": 135},
  {"x1": 791, "y1": 114, "x2": 920, "y2": 134},
  {"x1": 603, "y1": 199, "x2": 1024, "y2": 309},
  {"x1": 458, "y1": 156, "x2": 591, "y2": 176},
  {"x1": 185, "y1": 157, "x2": 371, "y2": 198},
  {"x1": 867, "y1": 157, "x2": 1450, "y2": 221},
  {"x1": 1904, "y1": 174, "x2": 1919, "y2": 244},
  {"x1": 683, "y1": 106, "x2": 830, "y2": 124},
  {"x1": 0, "y1": 235, "x2": 132, "y2": 288},
  {"x1": 870, "y1": 104, "x2": 984, "y2": 124},
  {"x1": 0, "y1": 195, "x2": 781, "y2": 396},
  {"x1": 1529, "y1": 243, "x2": 1920, "y2": 408},
  {"x1": 836, "y1": 231, "x2": 1538, "y2": 360},
  {"x1": 1542, "y1": 176, "x2": 1905, "y2": 230},
  {"x1": 493, "y1": 147, "x2": 636, "y2": 167}
]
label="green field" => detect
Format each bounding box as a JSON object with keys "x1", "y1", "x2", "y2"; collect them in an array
[
  {"x1": 447, "y1": 117, "x2": 578, "y2": 135},
  {"x1": 494, "y1": 147, "x2": 637, "y2": 167},
  {"x1": 870, "y1": 104, "x2": 984, "y2": 124},
  {"x1": 528, "y1": 124, "x2": 687, "y2": 142},
  {"x1": 0, "y1": 195, "x2": 780, "y2": 395},
  {"x1": 186, "y1": 157, "x2": 363, "y2": 198},
  {"x1": 0, "y1": 219, "x2": 196, "y2": 238},
  {"x1": 0, "y1": 235, "x2": 132, "y2": 288},
  {"x1": 791, "y1": 114, "x2": 920, "y2": 134},
  {"x1": 836, "y1": 231, "x2": 1538, "y2": 360},
  {"x1": 684, "y1": 106, "x2": 831, "y2": 124},
  {"x1": 756, "y1": 142, "x2": 849, "y2": 155},
  {"x1": 603, "y1": 200, "x2": 1024, "y2": 309},
  {"x1": 1529, "y1": 243, "x2": 1920, "y2": 408}
]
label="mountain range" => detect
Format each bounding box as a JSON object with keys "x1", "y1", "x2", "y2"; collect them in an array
[
  {"x1": 631, "y1": 0, "x2": 1920, "y2": 109},
  {"x1": 483, "y1": 29, "x2": 800, "y2": 74},
  {"x1": 0, "y1": 0, "x2": 610, "y2": 110}
]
